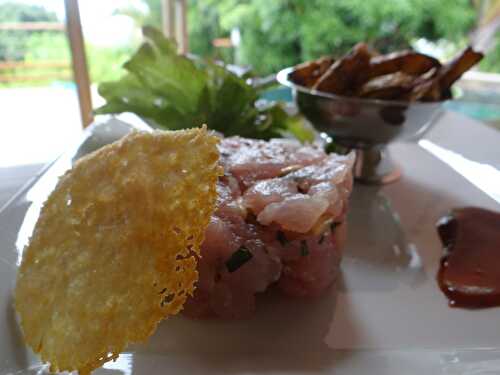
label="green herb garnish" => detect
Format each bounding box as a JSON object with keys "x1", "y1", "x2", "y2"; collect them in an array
[
  {"x1": 226, "y1": 246, "x2": 253, "y2": 273},
  {"x1": 318, "y1": 234, "x2": 325, "y2": 245},
  {"x1": 277, "y1": 230, "x2": 288, "y2": 247},
  {"x1": 330, "y1": 222, "x2": 341, "y2": 232},
  {"x1": 300, "y1": 240, "x2": 309, "y2": 256},
  {"x1": 324, "y1": 140, "x2": 338, "y2": 154},
  {"x1": 96, "y1": 26, "x2": 313, "y2": 141}
]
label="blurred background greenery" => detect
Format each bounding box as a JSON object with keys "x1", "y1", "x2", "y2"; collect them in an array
[
  {"x1": 126, "y1": 0, "x2": 500, "y2": 75},
  {"x1": 185, "y1": 0, "x2": 480, "y2": 74},
  {"x1": 0, "y1": 0, "x2": 498, "y2": 88}
]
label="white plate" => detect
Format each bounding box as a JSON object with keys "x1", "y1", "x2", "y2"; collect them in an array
[{"x1": 1, "y1": 112, "x2": 499, "y2": 375}]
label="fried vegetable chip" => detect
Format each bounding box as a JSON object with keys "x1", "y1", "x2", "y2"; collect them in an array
[
  {"x1": 15, "y1": 127, "x2": 221, "y2": 374},
  {"x1": 313, "y1": 43, "x2": 374, "y2": 95},
  {"x1": 404, "y1": 68, "x2": 442, "y2": 101},
  {"x1": 435, "y1": 46, "x2": 484, "y2": 93},
  {"x1": 406, "y1": 48, "x2": 484, "y2": 102},
  {"x1": 289, "y1": 44, "x2": 483, "y2": 102},
  {"x1": 358, "y1": 71, "x2": 416, "y2": 99},
  {"x1": 367, "y1": 51, "x2": 441, "y2": 78},
  {"x1": 288, "y1": 56, "x2": 334, "y2": 88}
]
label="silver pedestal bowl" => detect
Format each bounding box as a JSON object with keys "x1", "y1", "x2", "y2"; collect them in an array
[{"x1": 276, "y1": 67, "x2": 447, "y2": 184}]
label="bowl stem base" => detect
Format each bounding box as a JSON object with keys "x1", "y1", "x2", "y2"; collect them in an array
[{"x1": 353, "y1": 147, "x2": 401, "y2": 185}]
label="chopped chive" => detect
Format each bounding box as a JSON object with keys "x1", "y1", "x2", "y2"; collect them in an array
[
  {"x1": 277, "y1": 230, "x2": 288, "y2": 247},
  {"x1": 300, "y1": 240, "x2": 309, "y2": 256},
  {"x1": 325, "y1": 141, "x2": 337, "y2": 154},
  {"x1": 330, "y1": 221, "x2": 341, "y2": 232},
  {"x1": 226, "y1": 246, "x2": 253, "y2": 273},
  {"x1": 318, "y1": 234, "x2": 325, "y2": 244}
]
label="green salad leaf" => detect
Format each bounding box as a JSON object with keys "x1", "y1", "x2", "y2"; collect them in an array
[{"x1": 96, "y1": 26, "x2": 312, "y2": 141}]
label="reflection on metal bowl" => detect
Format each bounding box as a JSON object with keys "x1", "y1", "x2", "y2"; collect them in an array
[{"x1": 277, "y1": 67, "x2": 448, "y2": 184}]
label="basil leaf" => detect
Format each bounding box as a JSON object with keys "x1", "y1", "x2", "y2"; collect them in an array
[{"x1": 96, "y1": 26, "x2": 313, "y2": 141}]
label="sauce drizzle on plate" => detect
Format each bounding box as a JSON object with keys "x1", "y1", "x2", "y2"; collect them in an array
[{"x1": 437, "y1": 207, "x2": 500, "y2": 308}]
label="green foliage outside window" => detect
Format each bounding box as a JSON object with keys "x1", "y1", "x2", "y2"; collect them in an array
[
  {"x1": 0, "y1": 0, "x2": 498, "y2": 89},
  {"x1": 138, "y1": 0, "x2": 497, "y2": 74},
  {"x1": 185, "y1": 0, "x2": 479, "y2": 74},
  {"x1": 0, "y1": 2, "x2": 57, "y2": 61}
]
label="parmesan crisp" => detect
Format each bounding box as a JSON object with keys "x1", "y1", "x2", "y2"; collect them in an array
[{"x1": 15, "y1": 126, "x2": 220, "y2": 374}]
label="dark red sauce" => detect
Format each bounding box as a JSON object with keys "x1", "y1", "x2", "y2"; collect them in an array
[{"x1": 437, "y1": 207, "x2": 500, "y2": 308}]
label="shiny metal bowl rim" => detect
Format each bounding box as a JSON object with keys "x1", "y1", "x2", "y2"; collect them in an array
[{"x1": 276, "y1": 66, "x2": 453, "y2": 107}]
